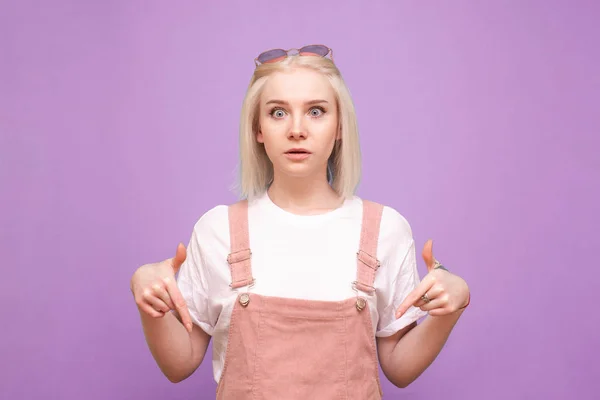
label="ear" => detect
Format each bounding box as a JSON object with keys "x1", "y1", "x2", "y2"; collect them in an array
[
  {"x1": 256, "y1": 128, "x2": 264, "y2": 143},
  {"x1": 336, "y1": 125, "x2": 342, "y2": 140}
]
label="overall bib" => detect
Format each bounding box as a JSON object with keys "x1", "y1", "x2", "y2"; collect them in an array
[{"x1": 216, "y1": 200, "x2": 385, "y2": 399}]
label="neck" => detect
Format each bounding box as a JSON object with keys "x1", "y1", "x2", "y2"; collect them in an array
[{"x1": 267, "y1": 171, "x2": 343, "y2": 215}]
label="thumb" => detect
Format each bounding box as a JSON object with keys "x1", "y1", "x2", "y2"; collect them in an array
[
  {"x1": 421, "y1": 239, "x2": 436, "y2": 271},
  {"x1": 171, "y1": 242, "x2": 187, "y2": 273}
]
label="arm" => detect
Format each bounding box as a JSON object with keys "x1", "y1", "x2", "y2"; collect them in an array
[
  {"x1": 131, "y1": 241, "x2": 213, "y2": 383},
  {"x1": 377, "y1": 238, "x2": 470, "y2": 388},
  {"x1": 139, "y1": 308, "x2": 211, "y2": 383},
  {"x1": 377, "y1": 309, "x2": 464, "y2": 388}
]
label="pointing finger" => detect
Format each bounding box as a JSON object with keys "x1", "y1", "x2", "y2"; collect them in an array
[
  {"x1": 165, "y1": 276, "x2": 193, "y2": 333},
  {"x1": 395, "y1": 277, "x2": 434, "y2": 318}
]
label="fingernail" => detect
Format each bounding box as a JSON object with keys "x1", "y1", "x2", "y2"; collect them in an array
[{"x1": 186, "y1": 323, "x2": 192, "y2": 332}]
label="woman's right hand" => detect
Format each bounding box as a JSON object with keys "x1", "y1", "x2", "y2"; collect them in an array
[{"x1": 131, "y1": 243, "x2": 193, "y2": 333}]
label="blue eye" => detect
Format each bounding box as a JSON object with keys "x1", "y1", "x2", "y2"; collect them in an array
[
  {"x1": 270, "y1": 108, "x2": 286, "y2": 118},
  {"x1": 309, "y1": 107, "x2": 325, "y2": 117},
  {"x1": 269, "y1": 106, "x2": 325, "y2": 118}
]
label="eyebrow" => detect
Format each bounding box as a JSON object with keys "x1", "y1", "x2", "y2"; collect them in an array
[{"x1": 265, "y1": 99, "x2": 329, "y2": 106}]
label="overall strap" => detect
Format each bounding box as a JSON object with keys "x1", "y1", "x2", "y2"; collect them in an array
[
  {"x1": 354, "y1": 200, "x2": 384, "y2": 295},
  {"x1": 227, "y1": 200, "x2": 255, "y2": 289}
]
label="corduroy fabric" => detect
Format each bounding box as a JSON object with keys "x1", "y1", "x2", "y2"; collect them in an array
[{"x1": 217, "y1": 200, "x2": 385, "y2": 399}]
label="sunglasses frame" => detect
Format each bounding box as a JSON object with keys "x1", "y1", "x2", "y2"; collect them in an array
[{"x1": 254, "y1": 44, "x2": 334, "y2": 66}]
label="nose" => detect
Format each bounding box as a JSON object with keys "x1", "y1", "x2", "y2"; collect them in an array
[{"x1": 288, "y1": 116, "x2": 307, "y2": 140}]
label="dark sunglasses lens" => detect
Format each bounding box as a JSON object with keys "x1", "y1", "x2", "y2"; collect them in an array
[
  {"x1": 257, "y1": 49, "x2": 287, "y2": 63},
  {"x1": 299, "y1": 45, "x2": 329, "y2": 56}
]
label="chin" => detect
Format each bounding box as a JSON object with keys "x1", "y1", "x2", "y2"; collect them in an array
[
  {"x1": 276, "y1": 164, "x2": 318, "y2": 179},
  {"x1": 283, "y1": 169, "x2": 313, "y2": 179}
]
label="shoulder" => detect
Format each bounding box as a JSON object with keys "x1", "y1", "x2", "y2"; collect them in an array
[
  {"x1": 359, "y1": 198, "x2": 414, "y2": 255},
  {"x1": 190, "y1": 204, "x2": 230, "y2": 242},
  {"x1": 380, "y1": 204, "x2": 413, "y2": 242},
  {"x1": 359, "y1": 198, "x2": 412, "y2": 239}
]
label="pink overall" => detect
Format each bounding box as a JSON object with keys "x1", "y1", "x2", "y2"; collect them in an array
[{"x1": 216, "y1": 199, "x2": 385, "y2": 399}]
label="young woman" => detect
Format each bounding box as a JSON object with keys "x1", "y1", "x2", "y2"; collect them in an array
[{"x1": 130, "y1": 44, "x2": 470, "y2": 399}]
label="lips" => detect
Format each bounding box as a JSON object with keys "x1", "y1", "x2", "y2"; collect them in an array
[
  {"x1": 284, "y1": 148, "x2": 311, "y2": 161},
  {"x1": 285, "y1": 148, "x2": 311, "y2": 154}
]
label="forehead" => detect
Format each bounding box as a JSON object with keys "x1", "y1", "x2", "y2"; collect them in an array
[{"x1": 261, "y1": 68, "x2": 335, "y2": 103}]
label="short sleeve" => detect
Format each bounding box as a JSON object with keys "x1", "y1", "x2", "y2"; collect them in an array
[
  {"x1": 375, "y1": 207, "x2": 429, "y2": 337},
  {"x1": 176, "y1": 222, "x2": 216, "y2": 336}
]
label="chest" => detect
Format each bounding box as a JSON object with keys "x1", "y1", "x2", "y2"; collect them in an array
[{"x1": 247, "y1": 220, "x2": 362, "y2": 300}]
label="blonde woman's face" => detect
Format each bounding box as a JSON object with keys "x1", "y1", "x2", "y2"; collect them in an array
[{"x1": 257, "y1": 68, "x2": 339, "y2": 180}]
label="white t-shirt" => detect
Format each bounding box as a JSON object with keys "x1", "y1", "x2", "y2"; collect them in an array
[{"x1": 176, "y1": 192, "x2": 428, "y2": 383}]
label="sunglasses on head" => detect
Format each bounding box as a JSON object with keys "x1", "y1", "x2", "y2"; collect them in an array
[{"x1": 254, "y1": 44, "x2": 333, "y2": 66}]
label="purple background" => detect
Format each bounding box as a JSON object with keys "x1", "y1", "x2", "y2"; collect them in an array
[{"x1": 2, "y1": 1, "x2": 598, "y2": 399}]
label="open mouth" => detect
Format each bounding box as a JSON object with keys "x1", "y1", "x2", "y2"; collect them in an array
[
  {"x1": 284, "y1": 149, "x2": 311, "y2": 160},
  {"x1": 285, "y1": 149, "x2": 311, "y2": 154}
]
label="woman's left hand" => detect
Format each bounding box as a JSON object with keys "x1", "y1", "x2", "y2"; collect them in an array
[{"x1": 395, "y1": 239, "x2": 470, "y2": 318}]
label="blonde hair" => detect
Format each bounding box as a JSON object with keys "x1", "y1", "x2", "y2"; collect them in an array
[{"x1": 234, "y1": 55, "x2": 361, "y2": 200}]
